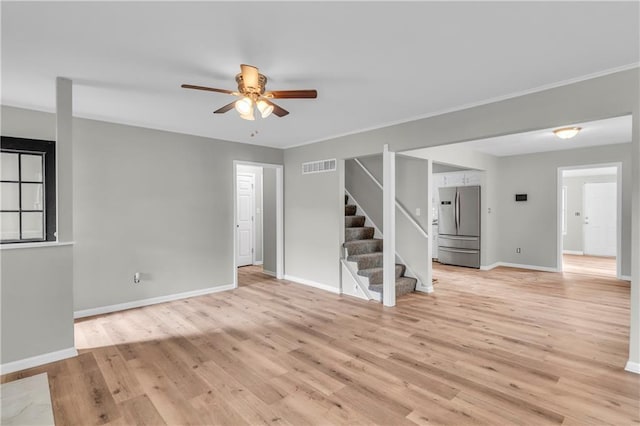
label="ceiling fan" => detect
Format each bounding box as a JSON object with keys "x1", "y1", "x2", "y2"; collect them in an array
[{"x1": 181, "y1": 64, "x2": 317, "y2": 120}]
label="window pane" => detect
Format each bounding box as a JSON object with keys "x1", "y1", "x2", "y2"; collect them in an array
[
  {"x1": 1, "y1": 182, "x2": 19, "y2": 210},
  {"x1": 21, "y1": 183, "x2": 44, "y2": 210},
  {"x1": 1, "y1": 212, "x2": 20, "y2": 240},
  {"x1": 21, "y1": 154, "x2": 43, "y2": 182},
  {"x1": 1, "y1": 152, "x2": 19, "y2": 181},
  {"x1": 21, "y1": 212, "x2": 43, "y2": 240}
]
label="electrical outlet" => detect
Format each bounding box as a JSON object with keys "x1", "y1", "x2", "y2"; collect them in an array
[
  {"x1": 134, "y1": 272, "x2": 141, "y2": 284},
  {"x1": 516, "y1": 248, "x2": 521, "y2": 254}
]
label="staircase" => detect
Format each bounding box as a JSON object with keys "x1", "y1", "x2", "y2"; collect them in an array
[{"x1": 343, "y1": 195, "x2": 417, "y2": 298}]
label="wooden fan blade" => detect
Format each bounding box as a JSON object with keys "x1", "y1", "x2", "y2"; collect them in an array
[
  {"x1": 240, "y1": 64, "x2": 259, "y2": 89},
  {"x1": 213, "y1": 101, "x2": 236, "y2": 114},
  {"x1": 181, "y1": 84, "x2": 237, "y2": 95},
  {"x1": 262, "y1": 98, "x2": 289, "y2": 117},
  {"x1": 265, "y1": 90, "x2": 317, "y2": 99}
]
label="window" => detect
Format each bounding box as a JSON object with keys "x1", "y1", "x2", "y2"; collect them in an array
[
  {"x1": 562, "y1": 186, "x2": 568, "y2": 236},
  {"x1": 1, "y1": 137, "x2": 56, "y2": 243}
]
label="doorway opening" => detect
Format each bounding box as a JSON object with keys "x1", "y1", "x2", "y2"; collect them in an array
[
  {"x1": 233, "y1": 161, "x2": 283, "y2": 287},
  {"x1": 557, "y1": 164, "x2": 622, "y2": 279}
]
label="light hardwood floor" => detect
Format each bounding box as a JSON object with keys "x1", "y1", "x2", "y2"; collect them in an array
[
  {"x1": 2, "y1": 264, "x2": 638, "y2": 425},
  {"x1": 563, "y1": 254, "x2": 617, "y2": 278}
]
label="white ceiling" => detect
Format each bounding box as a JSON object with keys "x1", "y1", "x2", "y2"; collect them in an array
[
  {"x1": 415, "y1": 115, "x2": 632, "y2": 158},
  {"x1": 2, "y1": 2, "x2": 639, "y2": 149}
]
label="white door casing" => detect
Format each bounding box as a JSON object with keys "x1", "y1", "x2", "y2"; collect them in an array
[
  {"x1": 236, "y1": 173, "x2": 255, "y2": 267},
  {"x1": 583, "y1": 182, "x2": 616, "y2": 257}
]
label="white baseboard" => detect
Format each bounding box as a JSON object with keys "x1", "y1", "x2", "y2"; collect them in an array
[
  {"x1": 497, "y1": 262, "x2": 559, "y2": 273},
  {"x1": 619, "y1": 275, "x2": 632, "y2": 282},
  {"x1": 253, "y1": 261, "x2": 264, "y2": 265},
  {"x1": 0, "y1": 347, "x2": 78, "y2": 375},
  {"x1": 625, "y1": 360, "x2": 640, "y2": 374},
  {"x1": 74, "y1": 284, "x2": 235, "y2": 319},
  {"x1": 563, "y1": 250, "x2": 584, "y2": 255},
  {"x1": 415, "y1": 285, "x2": 434, "y2": 294},
  {"x1": 262, "y1": 269, "x2": 276, "y2": 277},
  {"x1": 480, "y1": 262, "x2": 558, "y2": 273},
  {"x1": 480, "y1": 262, "x2": 500, "y2": 271},
  {"x1": 284, "y1": 274, "x2": 341, "y2": 294}
]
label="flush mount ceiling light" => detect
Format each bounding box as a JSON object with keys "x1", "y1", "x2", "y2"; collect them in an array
[
  {"x1": 553, "y1": 127, "x2": 582, "y2": 139},
  {"x1": 182, "y1": 64, "x2": 317, "y2": 120}
]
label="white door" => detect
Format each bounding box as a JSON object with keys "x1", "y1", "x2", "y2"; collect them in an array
[
  {"x1": 583, "y1": 182, "x2": 616, "y2": 257},
  {"x1": 236, "y1": 173, "x2": 255, "y2": 267}
]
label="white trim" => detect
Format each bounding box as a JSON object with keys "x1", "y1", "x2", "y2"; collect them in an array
[
  {"x1": 498, "y1": 262, "x2": 559, "y2": 273},
  {"x1": 0, "y1": 241, "x2": 74, "y2": 250},
  {"x1": 563, "y1": 250, "x2": 584, "y2": 255},
  {"x1": 480, "y1": 262, "x2": 501, "y2": 271},
  {"x1": 276, "y1": 167, "x2": 284, "y2": 280},
  {"x1": 340, "y1": 259, "x2": 373, "y2": 300},
  {"x1": 284, "y1": 274, "x2": 341, "y2": 294},
  {"x1": 0, "y1": 347, "x2": 77, "y2": 375},
  {"x1": 620, "y1": 275, "x2": 632, "y2": 282},
  {"x1": 253, "y1": 261, "x2": 264, "y2": 266},
  {"x1": 624, "y1": 361, "x2": 640, "y2": 374},
  {"x1": 262, "y1": 269, "x2": 276, "y2": 277},
  {"x1": 557, "y1": 162, "x2": 623, "y2": 279},
  {"x1": 383, "y1": 145, "x2": 396, "y2": 307},
  {"x1": 284, "y1": 63, "x2": 640, "y2": 149},
  {"x1": 232, "y1": 161, "x2": 284, "y2": 288},
  {"x1": 73, "y1": 284, "x2": 234, "y2": 319}
]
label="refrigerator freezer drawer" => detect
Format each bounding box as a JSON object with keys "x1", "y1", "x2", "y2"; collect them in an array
[
  {"x1": 438, "y1": 247, "x2": 480, "y2": 268},
  {"x1": 438, "y1": 235, "x2": 480, "y2": 250}
]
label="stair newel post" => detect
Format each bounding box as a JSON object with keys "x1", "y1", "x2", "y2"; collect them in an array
[{"x1": 383, "y1": 144, "x2": 396, "y2": 307}]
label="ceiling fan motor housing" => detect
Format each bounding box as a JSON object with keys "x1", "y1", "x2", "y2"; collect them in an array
[{"x1": 236, "y1": 73, "x2": 267, "y2": 97}]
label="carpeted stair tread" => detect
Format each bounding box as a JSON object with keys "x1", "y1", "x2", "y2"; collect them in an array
[
  {"x1": 347, "y1": 252, "x2": 383, "y2": 269},
  {"x1": 343, "y1": 238, "x2": 383, "y2": 255},
  {"x1": 369, "y1": 276, "x2": 417, "y2": 297},
  {"x1": 345, "y1": 215, "x2": 366, "y2": 227},
  {"x1": 345, "y1": 226, "x2": 375, "y2": 241},
  {"x1": 357, "y1": 264, "x2": 405, "y2": 284},
  {"x1": 343, "y1": 192, "x2": 416, "y2": 297}
]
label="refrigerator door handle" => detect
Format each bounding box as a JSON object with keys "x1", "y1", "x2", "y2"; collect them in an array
[{"x1": 455, "y1": 190, "x2": 460, "y2": 233}]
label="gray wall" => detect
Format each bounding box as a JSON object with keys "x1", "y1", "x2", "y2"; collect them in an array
[
  {"x1": 345, "y1": 155, "x2": 430, "y2": 286},
  {"x1": 72, "y1": 117, "x2": 282, "y2": 310},
  {"x1": 563, "y1": 174, "x2": 617, "y2": 253},
  {"x1": 283, "y1": 68, "x2": 639, "y2": 367},
  {"x1": 237, "y1": 165, "x2": 263, "y2": 263},
  {"x1": 2, "y1": 105, "x2": 283, "y2": 332},
  {"x1": 497, "y1": 143, "x2": 632, "y2": 274},
  {"x1": 263, "y1": 168, "x2": 277, "y2": 275},
  {"x1": 1, "y1": 106, "x2": 74, "y2": 364}
]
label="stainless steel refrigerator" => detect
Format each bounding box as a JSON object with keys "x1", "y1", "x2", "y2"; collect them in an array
[{"x1": 438, "y1": 186, "x2": 480, "y2": 268}]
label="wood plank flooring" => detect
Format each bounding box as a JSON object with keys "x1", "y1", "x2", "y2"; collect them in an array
[
  {"x1": 2, "y1": 264, "x2": 638, "y2": 425},
  {"x1": 563, "y1": 254, "x2": 617, "y2": 278}
]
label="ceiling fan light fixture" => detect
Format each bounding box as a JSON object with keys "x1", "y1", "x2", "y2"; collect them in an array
[
  {"x1": 239, "y1": 107, "x2": 255, "y2": 121},
  {"x1": 257, "y1": 100, "x2": 274, "y2": 118},
  {"x1": 553, "y1": 126, "x2": 581, "y2": 139},
  {"x1": 235, "y1": 97, "x2": 253, "y2": 115}
]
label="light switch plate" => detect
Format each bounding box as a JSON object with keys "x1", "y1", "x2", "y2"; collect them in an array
[{"x1": 415, "y1": 208, "x2": 421, "y2": 216}]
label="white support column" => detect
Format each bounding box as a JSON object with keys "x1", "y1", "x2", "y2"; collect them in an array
[
  {"x1": 626, "y1": 106, "x2": 640, "y2": 374},
  {"x1": 383, "y1": 144, "x2": 396, "y2": 307},
  {"x1": 423, "y1": 158, "x2": 434, "y2": 293}
]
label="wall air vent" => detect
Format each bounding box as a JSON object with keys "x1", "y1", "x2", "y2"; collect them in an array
[{"x1": 301, "y1": 159, "x2": 337, "y2": 175}]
